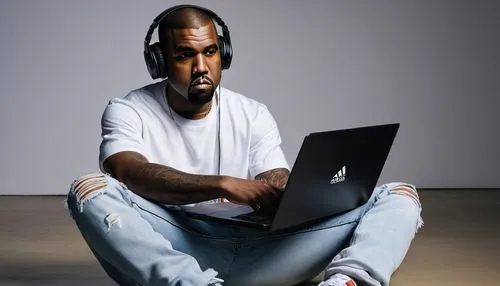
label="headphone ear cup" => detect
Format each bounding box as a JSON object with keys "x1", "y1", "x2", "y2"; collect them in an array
[
  {"x1": 144, "y1": 45, "x2": 157, "y2": 79},
  {"x1": 151, "y1": 43, "x2": 167, "y2": 78},
  {"x1": 144, "y1": 42, "x2": 167, "y2": 79},
  {"x1": 218, "y1": 36, "x2": 233, "y2": 70}
]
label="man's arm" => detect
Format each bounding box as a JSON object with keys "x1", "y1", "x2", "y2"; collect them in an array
[
  {"x1": 104, "y1": 151, "x2": 278, "y2": 208},
  {"x1": 104, "y1": 151, "x2": 222, "y2": 204},
  {"x1": 255, "y1": 168, "x2": 290, "y2": 190}
]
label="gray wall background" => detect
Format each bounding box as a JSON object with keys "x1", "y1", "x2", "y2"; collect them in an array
[{"x1": 0, "y1": 0, "x2": 498, "y2": 195}]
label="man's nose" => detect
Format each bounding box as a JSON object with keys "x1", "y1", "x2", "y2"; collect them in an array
[{"x1": 192, "y1": 54, "x2": 208, "y2": 74}]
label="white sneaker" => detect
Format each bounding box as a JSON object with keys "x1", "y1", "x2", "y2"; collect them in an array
[
  {"x1": 318, "y1": 273, "x2": 357, "y2": 286},
  {"x1": 207, "y1": 277, "x2": 224, "y2": 286}
]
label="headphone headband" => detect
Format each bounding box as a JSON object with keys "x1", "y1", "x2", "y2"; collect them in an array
[{"x1": 144, "y1": 4, "x2": 233, "y2": 79}]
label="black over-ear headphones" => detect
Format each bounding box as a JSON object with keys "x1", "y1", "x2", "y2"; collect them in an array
[{"x1": 144, "y1": 4, "x2": 233, "y2": 79}]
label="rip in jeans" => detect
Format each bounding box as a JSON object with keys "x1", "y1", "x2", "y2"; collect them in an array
[
  {"x1": 389, "y1": 184, "x2": 424, "y2": 231},
  {"x1": 67, "y1": 173, "x2": 108, "y2": 213}
]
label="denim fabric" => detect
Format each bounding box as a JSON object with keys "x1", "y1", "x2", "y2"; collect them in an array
[{"x1": 66, "y1": 174, "x2": 422, "y2": 286}]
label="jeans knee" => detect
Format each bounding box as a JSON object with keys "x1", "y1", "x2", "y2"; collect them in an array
[
  {"x1": 386, "y1": 182, "x2": 424, "y2": 231},
  {"x1": 66, "y1": 173, "x2": 109, "y2": 215},
  {"x1": 69, "y1": 173, "x2": 108, "y2": 202},
  {"x1": 386, "y1": 183, "x2": 421, "y2": 208}
]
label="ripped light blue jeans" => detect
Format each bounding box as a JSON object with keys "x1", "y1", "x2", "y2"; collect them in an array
[{"x1": 65, "y1": 173, "x2": 423, "y2": 286}]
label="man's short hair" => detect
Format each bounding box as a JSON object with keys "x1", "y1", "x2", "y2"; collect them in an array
[{"x1": 158, "y1": 7, "x2": 216, "y2": 48}]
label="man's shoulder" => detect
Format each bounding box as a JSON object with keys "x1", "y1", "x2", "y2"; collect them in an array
[
  {"x1": 108, "y1": 81, "x2": 165, "y2": 109},
  {"x1": 220, "y1": 87, "x2": 267, "y2": 112},
  {"x1": 125, "y1": 81, "x2": 164, "y2": 101}
]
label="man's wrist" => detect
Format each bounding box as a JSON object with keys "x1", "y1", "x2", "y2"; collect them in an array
[{"x1": 215, "y1": 175, "x2": 231, "y2": 198}]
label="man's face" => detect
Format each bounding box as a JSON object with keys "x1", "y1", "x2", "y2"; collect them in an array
[{"x1": 165, "y1": 24, "x2": 222, "y2": 105}]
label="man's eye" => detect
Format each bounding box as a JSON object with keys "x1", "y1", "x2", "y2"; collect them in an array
[
  {"x1": 175, "y1": 53, "x2": 192, "y2": 60},
  {"x1": 205, "y1": 50, "x2": 217, "y2": 56}
]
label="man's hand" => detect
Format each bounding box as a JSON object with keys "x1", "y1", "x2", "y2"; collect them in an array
[{"x1": 220, "y1": 176, "x2": 282, "y2": 211}]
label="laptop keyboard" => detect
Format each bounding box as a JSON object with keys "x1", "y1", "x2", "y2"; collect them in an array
[{"x1": 233, "y1": 211, "x2": 272, "y2": 224}]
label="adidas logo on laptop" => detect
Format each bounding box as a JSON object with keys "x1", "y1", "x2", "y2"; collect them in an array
[{"x1": 330, "y1": 166, "x2": 346, "y2": 184}]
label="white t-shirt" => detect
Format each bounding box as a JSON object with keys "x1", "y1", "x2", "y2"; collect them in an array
[{"x1": 99, "y1": 80, "x2": 290, "y2": 181}]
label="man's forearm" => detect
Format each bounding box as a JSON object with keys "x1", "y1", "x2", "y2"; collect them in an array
[{"x1": 121, "y1": 162, "x2": 224, "y2": 205}]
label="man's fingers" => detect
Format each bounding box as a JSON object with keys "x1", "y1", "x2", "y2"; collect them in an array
[
  {"x1": 251, "y1": 203, "x2": 261, "y2": 211},
  {"x1": 249, "y1": 198, "x2": 262, "y2": 211},
  {"x1": 255, "y1": 186, "x2": 280, "y2": 212},
  {"x1": 249, "y1": 185, "x2": 272, "y2": 211},
  {"x1": 239, "y1": 181, "x2": 281, "y2": 211}
]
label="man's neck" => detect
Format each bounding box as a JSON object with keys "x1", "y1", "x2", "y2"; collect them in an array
[
  {"x1": 166, "y1": 85, "x2": 213, "y2": 120},
  {"x1": 176, "y1": 101, "x2": 213, "y2": 120}
]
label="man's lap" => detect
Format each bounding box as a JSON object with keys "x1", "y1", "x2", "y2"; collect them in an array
[
  {"x1": 124, "y1": 177, "x2": 381, "y2": 283},
  {"x1": 68, "y1": 172, "x2": 417, "y2": 285}
]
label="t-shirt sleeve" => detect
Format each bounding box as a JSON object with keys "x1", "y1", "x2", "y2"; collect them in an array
[
  {"x1": 98, "y1": 99, "x2": 145, "y2": 172},
  {"x1": 249, "y1": 105, "x2": 290, "y2": 178}
]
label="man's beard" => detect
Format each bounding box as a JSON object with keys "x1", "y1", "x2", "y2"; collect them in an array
[{"x1": 187, "y1": 85, "x2": 215, "y2": 104}]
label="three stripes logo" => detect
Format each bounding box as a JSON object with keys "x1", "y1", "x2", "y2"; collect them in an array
[{"x1": 330, "y1": 165, "x2": 346, "y2": 184}]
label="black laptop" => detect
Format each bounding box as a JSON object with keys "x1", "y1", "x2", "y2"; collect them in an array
[{"x1": 182, "y1": 123, "x2": 399, "y2": 232}]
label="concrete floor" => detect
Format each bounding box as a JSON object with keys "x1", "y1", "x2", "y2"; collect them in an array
[{"x1": 0, "y1": 190, "x2": 499, "y2": 285}]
